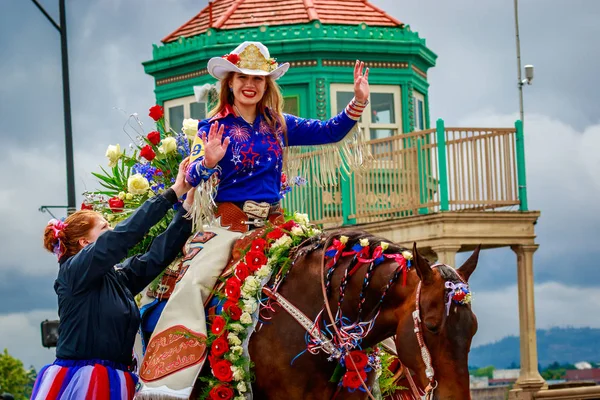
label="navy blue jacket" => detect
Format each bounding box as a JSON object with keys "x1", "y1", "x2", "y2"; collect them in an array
[{"x1": 54, "y1": 193, "x2": 192, "y2": 365}]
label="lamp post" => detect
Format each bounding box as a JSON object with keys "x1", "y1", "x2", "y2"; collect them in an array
[
  {"x1": 514, "y1": 0, "x2": 534, "y2": 126},
  {"x1": 31, "y1": 0, "x2": 76, "y2": 215}
]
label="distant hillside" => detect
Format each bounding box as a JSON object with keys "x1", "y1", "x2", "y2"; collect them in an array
[{"x1": 469, "y1": 327, "x2": 600, "y2": 368}]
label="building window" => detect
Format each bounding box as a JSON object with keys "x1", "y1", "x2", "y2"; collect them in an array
[
  {"x1": 283, "y1": 96, "x2": 299, "y2": 115},
  {"x1": 164, "y1": 95, "x2": 206, "y2": 133},
  {"x1": 413, "y1": 91, "x2": 425, "y2": 131},
  {"x1": 330, "y1": 84, "x2": 402, "y2": 141}
]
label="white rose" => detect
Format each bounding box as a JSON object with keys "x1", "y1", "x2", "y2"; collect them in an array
[
  {"x1": 182, "y1": 118, "x2": 199, "y2": 140},
  {"x1": 360, "y1": 238, "x2": 370, "y2": 247},
  {"x1": 293, "y1": 212, "x2": 309, "y2": 226},
  {"x1": 105, "y1": 144, "x2": 121, "y2": 167},
  {"x1": 402, "y1": 250, "x2": 413, "y2": 261},
  {"x1": 243, "y1": 298, "x2": 258, "y2": 313},
  {"x1": 227, "y1": 332, "x2": 242, "y2": 346},
  {"x1": 271, "y1": 234, "x2": 292, "y2": 249},
  {"x1": 291, "y1": 226, "x2": 304, "y2": 236},
  {"x1": 125, "y1": 193, "x2": 134, "y2": 200},
  {"x1": 237, "y1": 381, "x2": 247, "y2": 392},
  {"x1": 230, "y1": 323, "x2": 245, "y2": 333},
  {"x1": 241, "y1": 276, "x2": 261, "y2": 297},
  {"x1": 127, "y1": 174, "x2": 150, "y2": 195},
  {"x1": 158, "y1": 136, "x2": 177, "y2": 154},
  {"x1": 118, "y1": 191, "x2": 126, "y2": 200},
  {"x1": 240, "y1": 312, "x2": 252, "y2": 324},
  {"x1": 231, "y1": 365, "x2": 244, "y2": 381},
  {"x1": 256, "y1": 265, "x2": 272, "y2": 279},
  {"x1": 230, "y1": 345, "x2": 243, "y2": 355}
]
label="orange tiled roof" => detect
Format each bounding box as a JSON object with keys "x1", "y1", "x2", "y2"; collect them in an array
[{"x1": 162, "y1": 0, "x2": 403, "y2": 43}]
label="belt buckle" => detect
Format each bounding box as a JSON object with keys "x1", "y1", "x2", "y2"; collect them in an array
[{"x1": 242, "y1": 200, "x2": 270, "y2": 220}]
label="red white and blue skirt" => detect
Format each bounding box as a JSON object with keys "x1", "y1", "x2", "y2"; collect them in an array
[{"x1": 31, "y1": 359, "x2": 138, "y2": 400}]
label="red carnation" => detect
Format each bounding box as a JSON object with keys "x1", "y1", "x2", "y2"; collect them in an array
[
  {"x1": 147, "y1": 130, "x2": 161, "y2": 145},
  {"x1": 235, "y1": 263, "x2": 250, "y2": 282},
  {"x1": 225, "y1": 278, "x2": 241, "y2": 300},
  {"x1": 81, "y1": 202, "x2": 93, "y2": 210},
  {"x1": 344, "y1": 350, "x2": 369, "y2": 370},
  {"x1": 211, "y1": 335, "x2": 229, "y2": 358},
  {"x1": 250, "y1": 238, "x2": 267, "y2": 253},
  {"x1": 245, "y1": 250, "x2": 267, "y2": 272},
  {"x1": 225, "y1": 53, "x2": 240, "y2": 65},
  {"x1": 342, "y1": 369, "x2": 367, "y2": 389},
  {"x1": 212, "y1": 359, "x2": 234, "y2": 382},
  {"x1": 453, "y1": 290, "x2": 467, "y2": 302},
  {"x1": 149, "y1": 105, "x2": 164, "y2": 121},
  {"x1": 211, "y1": 316, "x2": 226, "y2": 336},
  {"x1": 108, "y1": 197, "x2": 124, "y2": 213},
  {"x1": 140, "y1": 145, "x2": 156, "y2": 161},
  {"x1": 223, "y1": 300, "x2": 242, "y2": 321},
  {"x1": 208, "y1": 383, "x2": 234, "y2": 400},
  {"x1": 267, "y1": 228, "x2": 284, "y2": 241},
  {"x1": 280, "y1": 220, "x2": 298, "y2": 232}
]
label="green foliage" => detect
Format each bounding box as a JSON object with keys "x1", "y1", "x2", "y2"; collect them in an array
[
  {"x1": 540, "y1": 361, "x2": 576, "y2": 381},
  {"x1": 378, "y1": 349, "x2": 407, "y2": 397},
  {"x1": 0, "y1": 349, "x2": 36, "y2": 400},
  {"x1": 470, "y1": 365, "x2": 495, "y2": 379}
]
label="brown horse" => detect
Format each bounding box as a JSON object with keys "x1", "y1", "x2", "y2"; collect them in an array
[{"x1": 247, "y1": 230, "x2": 480, "y2": 400}]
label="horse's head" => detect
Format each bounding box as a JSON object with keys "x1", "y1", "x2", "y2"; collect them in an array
[{"x1": 394, "y1": 244, "x2": 480, "y2": 400}]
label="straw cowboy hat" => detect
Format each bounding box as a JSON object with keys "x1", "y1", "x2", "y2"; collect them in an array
[{"x1": 207, "y1": 41, "x2": 290, "y2": 81}]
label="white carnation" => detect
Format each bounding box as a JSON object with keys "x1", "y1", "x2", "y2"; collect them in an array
[
  {"x1": 271, "y1": 234, "x2": 292, "y2": 249},
  {"x1": 241, "y1": 276, "x2": 261, "y2": 297},
  {"x1": 227, "y1": 332, "x2": 242, "y2": 346},
  {"x1": 293, "y1": 212, "x2": 309, "y2": 226},
  {"x1": 230, "y1": 323, "x2": 245, "y2": 333},
  {"x1": 230, "y1": 345, "x2": 243, "y2": 355},
  {"x1": 231, "y1": 365, "x2": 244, "y2": 381},
  {"x1": 291, "y1": 226, "x2": 304, "y2": 236},
  {"x1": 243, "y1": 298, "x2": 258, "y2": 313},
  {"x1": 240, "y1": 312, "x2": 253, "y2": 324},
  {"x1": 237, "y1": 382, "x2": 247, "y2": 392}
]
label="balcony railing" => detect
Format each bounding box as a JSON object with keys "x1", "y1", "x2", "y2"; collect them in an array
[{"x1": 282, "y1": 119, "x2": 528, "y2": 226}]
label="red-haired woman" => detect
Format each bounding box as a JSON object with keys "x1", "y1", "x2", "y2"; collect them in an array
[{"x1": 32, "y1": 159, "x2": 194, "y2": 399}]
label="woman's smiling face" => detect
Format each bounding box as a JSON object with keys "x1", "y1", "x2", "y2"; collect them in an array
[{"x1": 231, "y1": 73, "x2": 267, "y2": 108}]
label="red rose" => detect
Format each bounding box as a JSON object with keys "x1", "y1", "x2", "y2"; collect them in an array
[
  {"x1": 225, "y1": 278, "x2": 241, "y2": 300},
  {"x1": 280, "y1": 220, "x2": 298, "y2": 232},
  {"x1": 212, "y1": 359, "x2": 234, "y2": 382},
  {"x1": 281, "y1": 173, "x2": 287, "y2": 184},
  {"x1": 140, "y1": 145, "x2": 156, "y2": 161},
  {"x1": 344, "y1": 350, "x2": 369, "y2": 370},
  {"x1": 147, "y1": 130, "x2": 161, "y2": 145},
  {"x1": 211, "y1": 316, "x2": 226, "y2": 336},
  {"x1": 266, "y1": 228, "x2": 284, "y2": 241},
  {"x1": 235, "y1": 263, "x2": 250, "y2": 282},
  {"x1": 211, "y1": 335, "x2": 229, "y2": 358},
  {"x1": 223, "y1": 300, "x2": 242, "y2": 321},
  {"x1": 342, "y1": 369, "x2": 367, "y2": 389},
  {"x1": 148, "y1": 105, "x2": 164, "y2": 121},
  {"x1": 245, "y1": 251, "x2": 268, "y2": 272},
  {"x1": 80, "y1": 202, "x2": 93, "y2": 210},
  {"x1": 208, "y1": 384, "x2": 234, "y2": 400},
  {"x1": 108, "y1": 197, "x2": 124, "y2": 213},
  {"x1": 225, "y1": 53, "x2": 240, "y2": 65},
  {"x1": 250, "y1": 238, "x2": 267, "y2": 253}
]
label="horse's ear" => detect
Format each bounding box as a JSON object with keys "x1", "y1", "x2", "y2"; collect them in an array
[
  {"x1": 457, "y1": 245, "x2": 481, "y2": 282},
  {"x1": 412, "y1": 242, "x2": 433, "y2": 285}
]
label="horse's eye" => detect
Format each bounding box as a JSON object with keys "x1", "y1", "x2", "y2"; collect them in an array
[{"x1": 425, "y1": 322, "x2": 440, "y2": 333}]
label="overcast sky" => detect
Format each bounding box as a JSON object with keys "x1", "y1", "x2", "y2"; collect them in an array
[{"x1": 0, "y1": 0, "x2": 599, "y2": 370}]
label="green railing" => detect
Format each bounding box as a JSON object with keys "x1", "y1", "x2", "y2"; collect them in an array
[{"x1": 282, "y1": 119, "x2": 527, "y2": 226}]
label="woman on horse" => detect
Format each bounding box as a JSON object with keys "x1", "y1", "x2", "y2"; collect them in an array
[
  {"x1": 135, "y1": 41, "x2": 370, "y2": 399},
  {"x1": 32, "y1": 158, "x2": 194, "y2": 400}
]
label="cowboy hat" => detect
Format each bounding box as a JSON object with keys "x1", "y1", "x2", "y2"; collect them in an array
[{"x1": 207, "y1": 41, "x2": 289, "y2": 80}]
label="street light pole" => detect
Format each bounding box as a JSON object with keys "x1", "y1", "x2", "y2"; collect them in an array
[
  {"x1": 514, "y1": 0, "x2": 525, "y2": 125},
  {"x1": 31, "y1": 0, "x2": 76, "y2": 215}
]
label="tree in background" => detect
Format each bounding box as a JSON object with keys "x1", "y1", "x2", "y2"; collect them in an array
[
  {"x1": 470, "y1": 365, "x2": 496, "y2": 379},
  {"x1": 541, "y1": 361, "x2": 576, "y2": 381},
  {"x1": 0, "y1": 349, "x2": 36, "y2": 400}
]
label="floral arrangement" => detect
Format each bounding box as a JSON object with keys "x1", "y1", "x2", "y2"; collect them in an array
[
  {"x1": 84, "y1": 105, "x2": 199, "y2": 265},
  {"x1": 200, "y1": 212, "x2": 321, "y2": 400}
]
